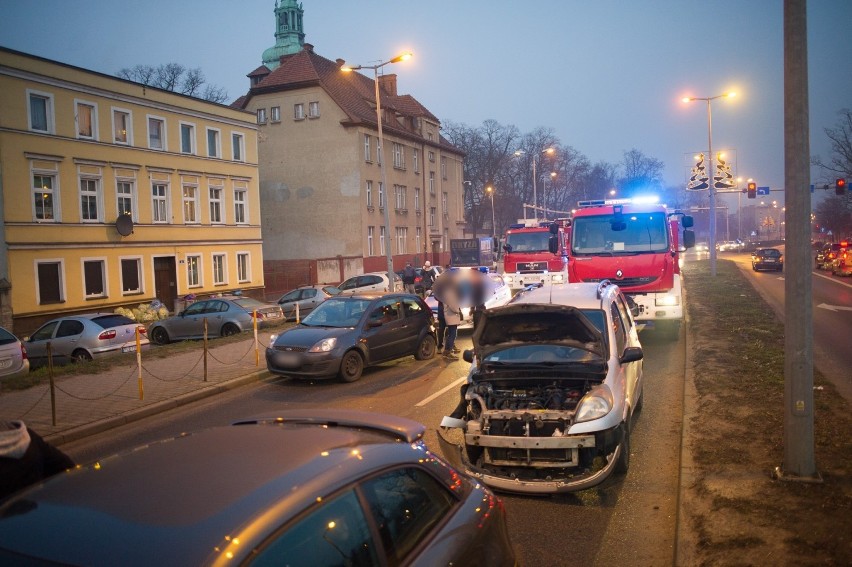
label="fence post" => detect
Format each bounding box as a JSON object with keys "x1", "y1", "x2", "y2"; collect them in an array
[
  {"x1": 47, "y1": 342, "x2": 56, "y2": 426},
  {"x1": 203, "y1": 317, "x2": 208, "y2": 382},
  {"x1": 253, "y1": 310, "x2": 259, "y2": 366},
  {"x1": 136, "y1": 326, "x2": 144, "y2": 400}
]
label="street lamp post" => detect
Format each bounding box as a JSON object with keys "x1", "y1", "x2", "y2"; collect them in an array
[
  {"x1": 514, "y1": 148, "x2": 555, "y2": 220},
  {"x1": 342, "y1": 52, "x2": 413, "y2": 287},
  {"x1": 683, "y1": 92, "x2": 735, "y2": 276},
  {"x1": 485, "y1": 185, "x2": 496, "y2": 239},
  {"x1": 542, "y1": 172, "x2": 556, "y2": 219}
]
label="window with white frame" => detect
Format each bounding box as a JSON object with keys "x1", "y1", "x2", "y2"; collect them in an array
[
  {"x1": 83, "y1": 259, "x2": 106, "y2": 298},
  {"x1": 429, "y1": 171, "x2": 435, "y2": 194},
  {"x1": 148, "y1": 116, "x2": 165, "y2": 150},
  {"x1": 414, "y1": 187, "x2": 421, "y2": 212},
  {"x1": 366, "y1": 180, "x2": 373, "y2": 208},
  {"x1": 152, "y1": 182, "x2": 169, "y2": 223},
  {"x1": 442, "y1": 192, "x2": 448, "y2": 215},
  {"x1": 182, "y1": 184, "x2": 199, "y2": 223},
  {"x1": 376, "y1": 138, "x2": 382, "y2": 164},
  {"x1": 413, "y1": 149, "x2": 419, "y2": 172},
  {"x1": 428, "y1": 150, "x2": 435, "y2": 162},
  {"x1": 428, "y1": 132, "x2": 434, "y2": 141},
  {"x1": 186, "y1": 255, "x2": 201, "y2": 287},
  {"x1": 180, "y1": 122, "x2": 195, "y2": 154},
  {"x1": 271, "y1": 106, "x2": 281, "y2": 122},
  {"x1": 80, "y1": 177, "x2": 101, "y2": 222},
  {"x1": 430, "y1": 206, "x2": 436, "y2": 227},
  {"x1": 232, "y1": 132, "x2": 245, "y2": 161},
  {"x1": 308, "y1": 101, "x2": 319, "y2": 118},
  {"x1": 392, "y1": 143, "x2": 404, "y2": 169},
  {"x1": 206, "y1": 128, "x2": 221, "y2": 158},
  {"x1": 120, "y1": 257, "x2": 142, "y2": 294},
  {"x1": 294, "y1": 103, "x2": 305, "y2": 120},
  {"x1": 378, "y1": 182, "x2": 385, "y2": 209},
  {"x1": 257, "y1": 108, "x2": 267, "y2": 124},
  {"x1": 113, "y1": 108, "x2": 131, "y2": 144},
  {"x1": 212, "y1": 254, "x2": 227, "y2": 285},
  {"x1": 33, "y1": 172, "x2": 57, "y2": 221},
  {"x1": 209, "y1": 183, "x2": 223, "y2": 223},
  {"x1": 75, "y1": 100, "x2": 97, "y2": 139},
  {"x1": 416, "y1": 227, "x2": 422, "y2": 253},
  {"x1": 394, "y1": 185, "x2": 406, "y2": 210},
  {"x1": 234, "y1": 187, "x2": 247, "y2": 223},
  {"x1": 443, "y1": 228, "x2": 449, "y2": 251},
  {"x1": 27, "y1": 90, "x2": 54, "y2": 133},
  {"x1": 116, "y1": 179, "x2": 135, "y2": 218},
  {"x1": 441, "y1": 156, "x2": 447, "y2": 180},
  {"x1": 364, "y1": 134, "x2": 371, "y2": 162},
  {"x1": 380, "y1": 226, "x2": 387, "y2": 256},
  {"x1": 36, "y1": 260, "x2": 64, "y2": 304},
  {"x1": 367, "y1": 226, "x2": 374, "y2": 256},
  {"x1": 396, "y1": 227, "x2": 407, "y2": 254},
  {"x1": 237, "y1": 252, "x2": 250, "y2": 283}
]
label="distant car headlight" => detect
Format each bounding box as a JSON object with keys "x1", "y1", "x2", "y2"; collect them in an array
[
  {"x1": 575, "y1": 385, "x2": 614, "y2": 423},
  {"x1": 309, "y1": 337, "x2": 337, "y2": 353},
  {"x1": 655, "y1": 294, "x2": 680, "y2": 307}
]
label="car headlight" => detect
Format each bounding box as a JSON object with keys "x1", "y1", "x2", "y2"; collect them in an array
[
  {"x1": 309, "y1": 337, "x2": 337, "y2": 353},
  {"x1": 575, "y1": 385, "x2": 614, "y2": 423},
  {"x1": 269, "y1": 333, "x2": 278, "y2": 344}
]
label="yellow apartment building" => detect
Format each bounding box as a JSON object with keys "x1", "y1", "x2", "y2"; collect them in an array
[
  {"x1": 231, "y1": 0, "x2": 467, "y2": 295},
  {"x1": 0, "y1": 47, "x2": 263, "y2": 334}
]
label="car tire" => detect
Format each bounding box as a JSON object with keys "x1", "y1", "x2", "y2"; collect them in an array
[
  {"x1": 221, "y1": 323, "x2": 240, "y2": 337},
  {"x1": 338, "y1": 350, "x2": 364, "y2": 383},
  {"x1": 614, "y1": 421, "x2": 631, "y2": 475},
  {"x1": 150, "y1": 326, "x2": 170, "y2": 345},
  {"x1": 414, "y1": 335, "x2": 437, "y2": 360},
  {"x1": 72, "y1": 349, "x2": 93, "y2": 363}
]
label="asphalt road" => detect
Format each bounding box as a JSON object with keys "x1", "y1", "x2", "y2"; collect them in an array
[{"x1": 63, "y1": 326, "x2": 688, "y2": 567}]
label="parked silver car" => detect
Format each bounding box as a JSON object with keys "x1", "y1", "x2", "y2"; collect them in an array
[
  {"x1": 148, "y1": 295, "x2": 283, "y2": 344},
  {"x1": 337, "y1": 271, "x2": 402, "y2": 294},
  {"x1": 277, "y1": 284, "x2": 339, "y2": 320},
  {"x1": 0, "y1": 326, "x2": 29, "y2": 379},
  {"x1": 439, "y1": 280, "x2": 644, "y2": 493},
  {"x1": 0, "y1": 410, "x2": 516, "y2": 566},
  {"x1": 25, "y1": 313, "x2": 148, "y2": 367}
]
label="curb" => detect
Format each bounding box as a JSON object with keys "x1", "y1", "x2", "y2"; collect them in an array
[
  {"x1": 674, "y1": 284, "x2": 697, "y2": 565},
  {"x1": 44, "y1": 369, "x2": 269, "y2": 446}
]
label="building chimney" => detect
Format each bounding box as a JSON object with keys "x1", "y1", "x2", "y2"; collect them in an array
[
  {"x1": 378, "y1": 74, "x2": 397, "y2": 97},
  {"x1": 336, "y1": 58, "x2": 346, "y2": 67}
]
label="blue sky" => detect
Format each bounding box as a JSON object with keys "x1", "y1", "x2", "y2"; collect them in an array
[{"x1": 2, "y1": 0, "x2": 851, "y2": 210}]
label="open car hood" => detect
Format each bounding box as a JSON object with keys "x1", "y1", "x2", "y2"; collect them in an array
[{"x1": 471, "y1": 303, "x2": 605, "y2": 361}]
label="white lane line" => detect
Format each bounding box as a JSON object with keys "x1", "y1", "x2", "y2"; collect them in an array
[
  {"x1": 813, "y1": 271, "x2": 852, "y2": 289},
  {"x1": 416, "y1": 376, "x2": 467, "y2": 407}
]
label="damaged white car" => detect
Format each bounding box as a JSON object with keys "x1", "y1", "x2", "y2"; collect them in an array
[{"x1": 438, "y1": 280, "x2": 643, "y2": 494}]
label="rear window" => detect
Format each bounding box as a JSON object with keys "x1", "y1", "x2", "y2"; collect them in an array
[
  {"x1": 0, "y1": 327, "x2": 18, "y2": 345},
  {"x1": 91, "y1": 315, "x2": 135, "y2": 328},
  {"x1": 232, "y1": 297, "x2": 266, "y2": 310}
]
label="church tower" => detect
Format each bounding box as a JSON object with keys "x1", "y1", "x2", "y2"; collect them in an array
[{"x1": 262, "y1": 0, "x2": 305, "y2": 69}]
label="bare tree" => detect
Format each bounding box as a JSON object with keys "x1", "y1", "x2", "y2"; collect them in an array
[
  {"x1": 618, "y1": 148, "x2": 665, "y2": 196},
  {"x1": 814, "y1": 195, "x2": 852, "y2": 236},
  {"x1": 116, "y1": 63, "x2": 229, "y2": 104}
]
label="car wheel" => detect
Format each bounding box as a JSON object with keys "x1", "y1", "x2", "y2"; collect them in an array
[
  {"x1": 72, "y1": 349, "x2": 93, "y2": 363},
  {"x1": 752, "y1": 264, "x2": 758, "y2": 271},
  {"x1": 150, "y1": 326, "x2": 170, "y2": 345},
  {"x1": 221, "y1": 323, "x2": 240, "y2": 337},
  {"x1": 414, "y1": 334, "x2": 437, "y2": 360},
  {"x1": 338, "y1": 350, "x2": 364, "y2": 383},
  {"x1": 614, "y1": 421, "x2": 631, "y2": 475}
]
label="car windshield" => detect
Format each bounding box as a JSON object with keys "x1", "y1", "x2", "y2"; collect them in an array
[
  {"x1": 572, "y1": 212, "x2": 669, "y2": 254},
  {"x1": 506, "y1": 231, "x2": 550, "y2": 252},
  {"x1": 302, "y1": 298, "x2": 371, "y2": 327},
  {"x1": 322, "y1": 286, "x2": 340, "y2": 295}
]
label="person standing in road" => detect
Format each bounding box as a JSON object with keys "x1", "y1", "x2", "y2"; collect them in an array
[
  {"x1": 442, "y1": 294, "x2": 462, "y2": 359},
  {"x1": 402, "y1": 262, "x2": 417, "y2": 294},
  {"x1": 1, "y1": 420, "x2": 75, "y2": 500},
  {"x1": 420, "y1": 261, "x2": 436, "y2": 296}
]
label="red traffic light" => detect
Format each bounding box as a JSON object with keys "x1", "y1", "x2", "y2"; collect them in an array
[
  {"x1": 837, "y1": 178, "x2": 847, "y2": 195},
  {"x1": 747, "y1": 182, "x2": 757, "y2": 199}
]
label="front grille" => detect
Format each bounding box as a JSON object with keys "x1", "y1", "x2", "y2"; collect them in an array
[
  {"x1": 583, "y1": 276, "x2": 658, "y2": 288},
  {"x1": 273, "y1": 345, "x2": 308, "y2": 352},
  {"x1": 516, "y1": 262, "x2": 548, "y2": 272}
]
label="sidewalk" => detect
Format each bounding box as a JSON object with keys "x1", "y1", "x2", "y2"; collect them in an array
[{"x1": 0, "y1": 336, "x2": 269, "y2": 445}]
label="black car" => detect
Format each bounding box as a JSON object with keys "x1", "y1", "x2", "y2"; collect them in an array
[
  {"x1": 0, "y1": 411, "x2": 516, "y2": 566},
  {"x1": 266, "y1": 292, "x2": 436, "y2": 382},
  {"x1": 752, "y1": 248, "x2": 783, "y2": 272}
]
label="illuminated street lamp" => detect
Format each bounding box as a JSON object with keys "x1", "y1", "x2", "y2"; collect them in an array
[
  {"x1": 342, "y1": 52, "x2": 413, "y2": 285},
  {"x1": 514, "y1": 148, "x2": 555, "y2": 219},
  {"x1": 682, "y1": 91, "x2": 736, "y2": 276},
  {"x1": 485, "y1": 185, "x2": 496, "y2": 238}
]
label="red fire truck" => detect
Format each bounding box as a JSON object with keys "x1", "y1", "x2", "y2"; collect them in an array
[
  {"x1": 501, "y1": 218, "x2": 571, "y2": 291},
  {"x1": 567, "y1": 198, "x2": 695, "y2": 336}
]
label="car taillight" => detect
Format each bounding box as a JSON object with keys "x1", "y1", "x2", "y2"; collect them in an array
[
  {"x1": 98, "y1": 329, "x2": 117, "y2": 340},
  {"x1": 20, "y1": 343, "x2": 27, "y2": 360},
  {"x1": 137, "y1": 326, "x2": 147, "y2": 335}
]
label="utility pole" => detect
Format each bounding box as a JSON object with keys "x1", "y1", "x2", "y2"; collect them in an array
[{"x1": 778, "y1": 0, "x2": 819, "y2": 482}]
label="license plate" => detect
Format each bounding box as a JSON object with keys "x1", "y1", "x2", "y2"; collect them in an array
[
  {"x1": 275, "y1": 352, "x2": 301, "y2": 368},
  {"x1": 122, "y1": 345, "x2": 136, "y2": 353}
]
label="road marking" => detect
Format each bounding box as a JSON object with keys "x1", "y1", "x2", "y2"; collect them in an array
[
  {"x1": 416, "y1": 375, "x2": 467, "y2": 407},
  {"x1": 813, "y1": 271, "x2": 852, "y2": 289},
  {"x1": 816, "y1": 303, "x2": 852, "y2": 312}
]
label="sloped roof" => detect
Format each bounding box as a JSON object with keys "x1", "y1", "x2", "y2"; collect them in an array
[
  {"x1": 233, "y1": 46, "x2": 460, "y2": 155},
  {"x1": 247, "y1": 65, "x2": 271, "y2": 78}
]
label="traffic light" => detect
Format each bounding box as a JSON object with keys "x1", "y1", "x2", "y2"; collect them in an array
[
  {"x1": 836, "y1": 178, "x2": 847, "y2": 195},
  {"x1": 747, "y1": 182, "x2": 757, "y2": 199}
]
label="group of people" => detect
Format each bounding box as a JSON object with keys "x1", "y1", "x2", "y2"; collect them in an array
[{"x1": 401, "y1": 260, "x2": 437, "y2": 295}]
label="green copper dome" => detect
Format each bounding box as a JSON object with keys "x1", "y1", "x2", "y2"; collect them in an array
[{"x1": 262, "y1": 0, "x2": 305, "y2": 69}]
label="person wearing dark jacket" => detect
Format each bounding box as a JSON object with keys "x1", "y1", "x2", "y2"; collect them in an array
[{"x1": 0, "y1": 420, "x2": 75, "y2": 500}]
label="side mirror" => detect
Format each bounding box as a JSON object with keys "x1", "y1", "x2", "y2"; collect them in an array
[
  {"x1": 682, "y1": 230, "x2": 696, "y2": 249},
  {"x1": 548, "y1": 235, "x2": 559, "y2": 254},
  {"x1": 462, "y1": 349, "x2": 474, "y2": 363},
  {"x1": 681, "y1": 215, "x2": 694, "y2": 228},
  {"x1": 620, "y1": 346, "x2": 644, "y2": 364},
  {"x1": 503, "y1": 243, "x2": 512, "y2": 253},
  {"x1": 549, "y1": 223, "x2": 558, "y2": 235}
]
